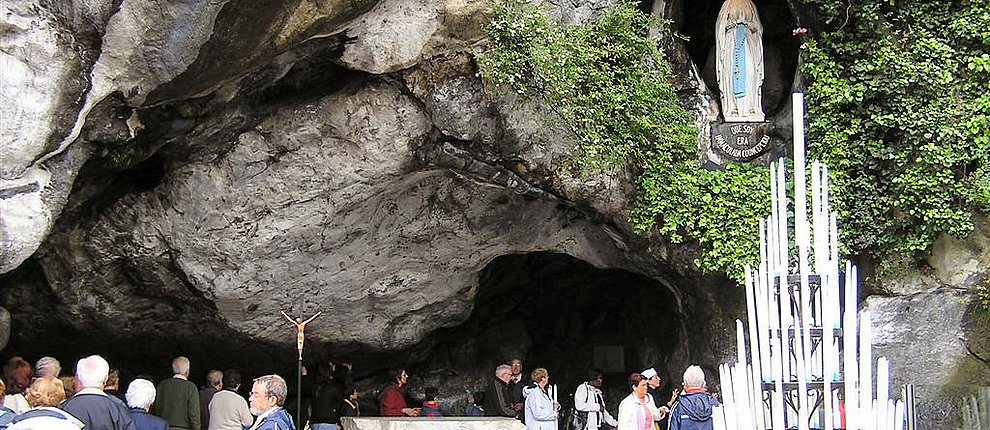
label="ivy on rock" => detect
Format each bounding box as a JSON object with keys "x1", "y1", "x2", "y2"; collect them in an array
[
  {"x1": 801, "y1": 0, "x2": 990, "y2": 275},
  {"x1": 479, "y1": 0, "x2": 767, "y2": 281}
]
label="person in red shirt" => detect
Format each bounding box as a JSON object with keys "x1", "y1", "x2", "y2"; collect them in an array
[{"x1": 378, "y1": 368, "x2": 419, "y2": 417}]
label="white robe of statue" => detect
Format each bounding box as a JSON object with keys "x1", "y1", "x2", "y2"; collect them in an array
[{"x1": 715, "y1": 0, "x2": 765, "y2": 122}]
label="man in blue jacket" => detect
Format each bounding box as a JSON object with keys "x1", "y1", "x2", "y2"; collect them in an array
[
  {"x1": 248, "y1": 375, "x2": 295, "y2": 430},
  {"x1": 668, "y1": 366, "x2": 719, "y2": 430}
]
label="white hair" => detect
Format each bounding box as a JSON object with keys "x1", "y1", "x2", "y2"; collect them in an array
[
  {"x1": 172, "y1": 357, "x2": 190, "y2": 375},
  {"x1": 75, "y1": 355, "x2": 110, "y2": 389},
  {"x1": 35, "y1": 356, "x2": 61, "y2": 378},
  {"x1": 125, "y1": 378, "x2": 157, "y2": 409},
  {"x1": 682, "y1": 365, "x2": 706, "y2": 389},
  {"x1": 495, "y1": 364, "x2": 512, "y2": 378}
]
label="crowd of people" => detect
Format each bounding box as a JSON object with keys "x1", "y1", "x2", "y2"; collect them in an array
[
  {"x1": 0, "y1": 355, "x2": 295, "y2": 430},
  {"x1": 0, "y1": 353, "x2": 719, "y2": 430},
  {"x1": 474, "y1": 357, "x2": 720, "y2": 430}
]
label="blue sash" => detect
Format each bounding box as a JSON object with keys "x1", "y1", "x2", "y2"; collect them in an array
[{"x1": 732, "y1": 23, "x2": 747, "y2": 98}]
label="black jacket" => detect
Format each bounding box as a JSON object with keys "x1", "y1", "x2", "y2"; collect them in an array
[
  {"x1": 310, "y1": 381, "x2": 344, "y2": 424},
  {"x1": 485, "y1": 377, "x2": 516, "y2": 417}
]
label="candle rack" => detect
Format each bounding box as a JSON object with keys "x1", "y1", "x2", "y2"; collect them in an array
[{"x1": 713, "y1": 93, "x2": 905, "y2": 430}]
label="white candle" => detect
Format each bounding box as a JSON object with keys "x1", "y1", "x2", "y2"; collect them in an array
[
  {"x1": 843, "y1": 261, "x2": 859, "y2": 428},
  {"x1": 830, "y1": 214, "x2": 841, "y2": 330},
  {"x1": 894, "y1": 399, "x2": 905, "y2": 430},
  {"x1": 736, "y1": 319, "x2": 747, "y2": 369},
  {"x1": 733, "y1": 363, "x2": 753, "y2": 428},
  {"x1": 758, "y1": 220, "x2": 772, "y2": 381},
  {"x1": 719, "y1": 364, "x2": 736, "y2": 429},
  {"x1": 780, "y1": 273, "x2": 791, "y2": 379},
  {"x1": 812, "y1": 161, "x2": 825, "y2": 274},
  {"x1": 793, "y1": 287, "x2": 810, "y2": 430},
  {"x1": 771, "y1": 331, "x2": 786, "y2": 430},
  {"x1": 749, "y1": 363, "x2": 767, "y2": 429},
  {"x1": 777, "y1": 161, "x2": 788, "y2": 275},
  {"x1": 713, "y1": 404, "x2": 728, "y2": 430},
  {"x1": 877, "y1": 357, "x2": 890, "y2": 430},
  {"x1": 769, "y1": 161, "x2": 780, "y2": 274},
  {"x1": 859, "y1": 310, "x2": 873, "y2": 419}
]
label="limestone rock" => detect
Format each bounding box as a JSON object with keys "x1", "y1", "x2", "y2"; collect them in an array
[
  {"x1": 37, "y1": 79, "x2": 635, "y2": 351},
  {"x1": 867, "y1": 290, "x2": 990, "y2": 388},
  {"x1": 928, "y1": 213, "x2": 990, "y2": 290}
]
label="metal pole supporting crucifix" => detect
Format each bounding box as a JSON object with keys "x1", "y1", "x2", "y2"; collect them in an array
[{"x1": 281, "y1": 308, "x2": 322, "y2": 428}]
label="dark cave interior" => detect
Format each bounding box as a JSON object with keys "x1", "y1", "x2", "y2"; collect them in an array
[{"x1": 0, "y1": 251, "x2": 689, "y2": 415}]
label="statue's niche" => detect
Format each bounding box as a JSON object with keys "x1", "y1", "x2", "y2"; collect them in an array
[{"x1": 665, "y1": 0, "x2": 799, "y2": 163}]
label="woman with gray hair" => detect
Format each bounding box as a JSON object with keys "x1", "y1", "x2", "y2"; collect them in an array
[
  {"x1": 127, "y1": 379, "x2": 168, "y2": 430},
  {"x1": 34, "y1": 357, "x2": 60, "y2": 378},
  {"x1": 667, "y1": 366, "x2": 719, "y2": 430}
]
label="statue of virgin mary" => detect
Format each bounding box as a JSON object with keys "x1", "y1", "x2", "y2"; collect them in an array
[{"x1": 715, "y1": 0, "x2": 765, "y2": 122}]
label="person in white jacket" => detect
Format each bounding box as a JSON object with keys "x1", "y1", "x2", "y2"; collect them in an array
[
  {"x1": 522, "y1": 368, "x2": 559, "y2": 430},
  {"x1": 617, "y1": 373, "x2": 662, "y2": 430},
  {"x1": 573, "y1": 369, "x2": 617, "y2": 430}
]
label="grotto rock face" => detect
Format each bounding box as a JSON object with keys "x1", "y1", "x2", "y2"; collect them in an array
[
  {"x1": 3, "y1": 0, "x2": 729, "y2": 375},
  {"x1": 1, "y1": 0, "x2": 987, "y2": 399}
]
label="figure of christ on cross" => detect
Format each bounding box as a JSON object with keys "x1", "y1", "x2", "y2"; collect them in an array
[{"x1": 281, "y1": 310, "x2": 323, "y2": 360}]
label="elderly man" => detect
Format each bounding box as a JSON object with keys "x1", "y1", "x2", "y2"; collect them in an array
[
  {"x1": 59, "y1": 355, "x2": 136, "y2": 430},
  {"x1": 247, "y1": 375, "x2": 294, "y2": 430},
  {"x1": 668, "y1": 366, "x2": 719, "y2": 430},
  {"x1": 484, "y1": 364, "x2": 517, "y2": 417},
  {"x1": 127, "y1": 379, "x2": 168, "y2": 430},
  {"x1": 155, "y1": 357, "x2": 201, "y2": 430}
]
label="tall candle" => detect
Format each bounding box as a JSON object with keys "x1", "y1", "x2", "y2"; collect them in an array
[
  {"x1": 771, "y1": 331, "x2": 786, "y2": 430},
  {"x1": 733, "y1": 363, "x2": 753, "y2": 428},
  {"x1": 894, "y1": 399, "x2": 905, "y2": 430},
  {"x1": 780, "y1": 273, "x2": 792, "y2": 379},
  {"x1": 843, "y1": 264, "x2": 859, "y2": 429},
  {"x1": 777, "y1": 161, "x2": 788, "y2": 275},
  {"x1": 793, "y1": 287, "x2": 810, "y2": 430},
  {"x1": 769, "y1": 162, "x2": 780, "y2": 274},
  {"x1": 749, "y1": 363, "x2": 767, "y2": 429},
  {"x1": 758, "y1": 221, "x2": 772, "y2": 381},
  {"x1": 859, "y1": 310, "x2": 874, "y2": 420},
  {"x1": 719, "y1": 364, "x2": 737, "y2": 429},
  {"x1": 877, "y1": 357, "x2": 890, "y2": 430},
  {"x1": 713, "y1": 404, "x2": 728, "y2": 430}
]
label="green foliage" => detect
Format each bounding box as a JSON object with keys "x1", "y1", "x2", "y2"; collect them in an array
[
  {"x1": 479, "y1": 0, "x2": 768, "y2": 280},
  {"x1": 801, "y1": 0, "x2": 990, "y2": 272},
  {"x1": 976, "y1": 278, "x2": 990, "y2": 325}
]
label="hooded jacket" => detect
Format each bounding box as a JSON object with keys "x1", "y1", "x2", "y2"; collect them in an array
[
  {"x1": 521, "y1": 383, "x2": 557, "y2": 430},
  {"x1": 667, "y1": 391, "x2": 718, "y2": 430}
]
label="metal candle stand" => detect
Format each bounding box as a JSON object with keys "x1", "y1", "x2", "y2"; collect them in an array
[{"x1": 713, "y1": 93, "x2": 906, "y2": 430}]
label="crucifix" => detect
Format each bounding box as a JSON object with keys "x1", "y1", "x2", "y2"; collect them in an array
[
  {"x1": 281, "y1": 307, "x2": 321, "y2": 428},
  {"x1": 281, "y1": 310, "x2": 322, "y2": 360}
]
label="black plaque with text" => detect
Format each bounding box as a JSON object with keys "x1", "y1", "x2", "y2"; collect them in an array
[{"x1": 711, "y1": 122, "x2": 772, "y2": 161}]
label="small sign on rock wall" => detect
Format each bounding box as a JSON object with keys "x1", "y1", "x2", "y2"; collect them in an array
[{"x1": 711, "y1": 121, "x2": 772, "y2": 161}]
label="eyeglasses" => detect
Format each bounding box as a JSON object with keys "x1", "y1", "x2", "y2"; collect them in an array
[{"x1": 249, "y1": 391, "x2": 272, "y2": 398}]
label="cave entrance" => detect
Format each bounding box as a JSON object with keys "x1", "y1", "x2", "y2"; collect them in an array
[
  {"x1": 668, "y1": 0, "x2": 800, "y2": 118},
  {"x1": 463, "y1": 252, "x2": 682, "y2": 407}
]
